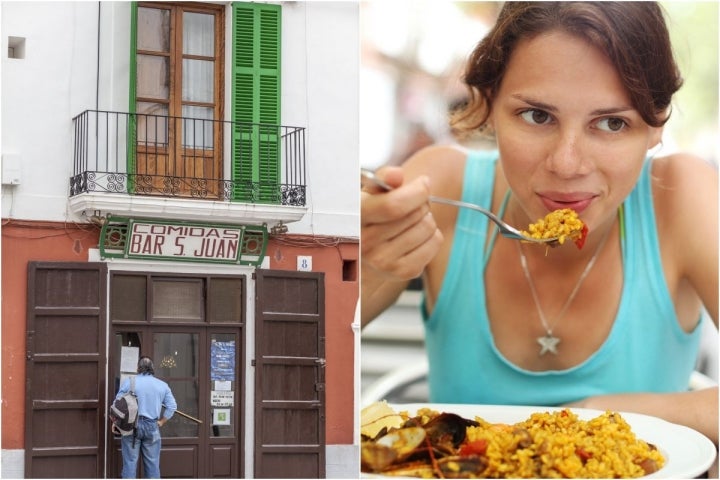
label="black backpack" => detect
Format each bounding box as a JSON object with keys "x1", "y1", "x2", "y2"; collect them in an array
[{"x1": 110, "y1": 376, "x2": 139, "y2": 437}]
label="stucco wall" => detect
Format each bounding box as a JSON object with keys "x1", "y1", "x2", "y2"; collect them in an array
[
  {"x1": 1, "y1": 1, "x2": 359, "y2": 237},
  {"x1": 1, "y1": 221, "x2": 358, "y2": 451}
]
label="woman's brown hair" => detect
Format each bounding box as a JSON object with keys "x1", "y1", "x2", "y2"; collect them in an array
[{"x1": 451, "y1": 2, "x2": 683, "y2": 136}]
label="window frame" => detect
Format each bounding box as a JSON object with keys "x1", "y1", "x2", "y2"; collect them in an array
[
  {"x1": 110, "y1": 271, "x2": 246, "y2": 326},
  {"x1": 129, "y1": 1, "x2": 226, "y2": 189}
]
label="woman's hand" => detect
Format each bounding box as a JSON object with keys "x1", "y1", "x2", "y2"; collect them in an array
[
  {"x1": 361, "y1": 167, "x2": 443, "y2": 280},
  {"x1": 360, "y1": 166, "x2": 444, "y2": 325}
]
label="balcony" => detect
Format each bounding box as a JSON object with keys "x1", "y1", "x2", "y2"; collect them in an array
[{"x1": 68, "y1": 110, "x2": 307, "y2": 226}]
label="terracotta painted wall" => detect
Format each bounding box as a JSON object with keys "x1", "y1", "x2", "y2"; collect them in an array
[
  {"x1": 1, "y1": 220, "x2": 359, "y2": 448},
  {"x1": 1, "y1": 220, "x2": 101, "y2": 449}
]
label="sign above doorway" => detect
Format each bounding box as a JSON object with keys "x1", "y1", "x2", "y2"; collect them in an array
[{"x1": 99, "y1": 216, "x2": 267, "y2": 265}]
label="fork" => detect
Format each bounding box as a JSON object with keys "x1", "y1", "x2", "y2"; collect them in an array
[{"x1": 361, "y1": 168, "x2": 559, "y2": 245}]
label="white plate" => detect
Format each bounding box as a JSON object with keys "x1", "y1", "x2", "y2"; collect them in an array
[{"x1": 365, "y1": 403, "x2": 716, "y2": 479}]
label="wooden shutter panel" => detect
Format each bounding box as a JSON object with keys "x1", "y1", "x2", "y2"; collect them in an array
[
  {"x1": 25, "y1": 262, "x2": 108, "y2": 478},
  {"x1": 231, "y1": 2, "x2": 281, "y2": 203},
  {"x1": 254, "y1": 270, "x2": 326, "y2": 478}
]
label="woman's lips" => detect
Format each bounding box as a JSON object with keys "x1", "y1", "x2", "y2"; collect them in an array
[{"x1": 539, "y1": 193, "x2": 595, "y2": 213}]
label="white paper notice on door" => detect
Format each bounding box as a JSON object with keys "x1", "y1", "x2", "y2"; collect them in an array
[
  {"x1": 210, "y1": 391, "x2": 235, "y2": 407},
  {"x1": 120, "y1": 346, "x2": 140, "y2": 373},
  {"x1": 214, "y1": 380, "x2": 232, "y2": 391}
]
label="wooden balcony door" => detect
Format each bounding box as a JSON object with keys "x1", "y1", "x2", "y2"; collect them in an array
[{"x1": 133, "y1": 2, "x2": 224, "y2": 198}]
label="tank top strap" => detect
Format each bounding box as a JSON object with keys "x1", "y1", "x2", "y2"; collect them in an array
[
  {"x1": 483, "y1": 189, "x2": 510, "y2": 266},
  {"x1": 457, "y1": 150, "x2": 500, "y2": 265}
]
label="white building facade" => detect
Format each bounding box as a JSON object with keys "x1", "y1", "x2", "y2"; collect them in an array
[{"x1": 2, "y1": 2, "x2": 360, "y2": 478}]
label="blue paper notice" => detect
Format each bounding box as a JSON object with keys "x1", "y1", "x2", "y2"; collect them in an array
[{"x1": 210, "y1": 340, "x2": 236, "y2": 381}]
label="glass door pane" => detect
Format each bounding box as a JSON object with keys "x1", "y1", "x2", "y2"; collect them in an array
[
  {"x1": 112, "y1": 332, "x2": 143, "y2": 395},
  {"x1": 154, "y1": 332, "x2": 200, "y2": 437},
  {"x1": 209, "y1": 333, "x2": 237, "y2": 437}
]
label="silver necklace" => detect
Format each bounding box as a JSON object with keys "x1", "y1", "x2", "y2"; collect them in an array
[{"x1": 516, "y1": 225, "x2": 612, "y2": 356}]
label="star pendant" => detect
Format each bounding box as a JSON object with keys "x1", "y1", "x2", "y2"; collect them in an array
[{"x1": 537, "y1": 334, "x2": 560, "y2": 355}]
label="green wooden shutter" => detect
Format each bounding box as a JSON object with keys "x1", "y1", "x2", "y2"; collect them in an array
[
  {"x1": 232, "y1": 2, "x2": 281, "y2": 203},
  {"x1": 127, "y1": 2, "x2": 138, "y2": 194}
]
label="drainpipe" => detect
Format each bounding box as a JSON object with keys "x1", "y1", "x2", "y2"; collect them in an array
[{"x1": 96, "y1": 1, "x2": 100, "y2": 111}]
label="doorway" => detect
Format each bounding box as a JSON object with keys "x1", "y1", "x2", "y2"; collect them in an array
[
  {"x1": 25, "y1": 263, "x2": 327, "y2": 478},
  {"x1": 107, "y1": 272, "x2": 245, "y2": 477},
  {"x1": 109, "y1": 327, "x2": 242, "y2": 478}
]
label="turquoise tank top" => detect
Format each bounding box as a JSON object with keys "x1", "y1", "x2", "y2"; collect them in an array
[{"x1": 423, "y1": 150, "x2": 702, "y2": 405}]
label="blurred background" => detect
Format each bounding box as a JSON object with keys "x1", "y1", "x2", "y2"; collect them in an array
[{"x1": 359, "y1": 1, "x2": 719, "y2": 404}]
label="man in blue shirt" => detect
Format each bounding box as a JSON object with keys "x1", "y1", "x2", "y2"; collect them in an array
[{"x1": 114, "y1": 356, "x2": 177, "y2": 478}]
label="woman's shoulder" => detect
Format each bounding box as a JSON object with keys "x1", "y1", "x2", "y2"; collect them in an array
[
  {"x1": 403, "y1": 144, "x2": 468, "y2": 169},
  {"x1": 403, "y1": 144, "x2": 495, "y2": 198},
  {"x1": 651, "y1": 151, "x2": 717, "y2": 248},
  {"x1": 650, "y1": 152, "x2": 717, "y2": 205}
]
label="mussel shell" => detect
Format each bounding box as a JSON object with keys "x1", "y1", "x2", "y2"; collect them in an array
[
  {"x1": 360, "y1": 441, "x2": 397, "y2": 472},
  {"x1": 376, "y1": 426, "x2": 427, "y2": 457},
  {"x1": 423, "y1": 413, "x2": 479, "y2": 453},
  {"x1": 361, "y1": 426, "x2": 427, "y2": 472}
]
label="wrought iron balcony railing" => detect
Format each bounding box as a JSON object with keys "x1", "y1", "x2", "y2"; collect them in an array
[{"x1": 70, "y1": 110, "x2": 306, "y2": 206}]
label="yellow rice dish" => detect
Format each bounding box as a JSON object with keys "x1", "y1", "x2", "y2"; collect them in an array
[
  {"x1": 522, "y1": 208, "x2": 587, "y2": 248},
  {"x1": 361, "y1": 405, "x2": 664, "y2": 478},
  {"x1": 466, "y1": 409, "x2": 664, "y2": 478}
]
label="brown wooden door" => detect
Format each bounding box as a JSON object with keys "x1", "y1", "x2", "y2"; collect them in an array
[
  {"x1": 254, "y1": 270, "x2": 326, "y2": 478},
  {"x1": 25, "y1": 262, "x2": 107, "y2": 478}
]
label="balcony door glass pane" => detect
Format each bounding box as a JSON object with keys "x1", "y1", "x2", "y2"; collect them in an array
[
  {"x1": 182, "y1": 106, "x2": 214, "y2": 149},
  {"x1": 137, "y1": 55, "x2": 169, "y2": 99},
  {"x1": 154, "y1": 333, "x2": 199, "y2": 438},
  {"x1": 138, "y1": 7, "x2": 170, "y2": 52},
  {"x1": 137, "y1": 102, "x2": 169, "y2": 145},
  {"x1": 182, "y1": 59, "x2": 214, "y2": 103},
  {"x1": 183, "y1": 12, "x2": 214, "y2": 56}
]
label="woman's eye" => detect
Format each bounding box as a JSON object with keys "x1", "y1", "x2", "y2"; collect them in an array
[
  {"x1": 596, "y1": 117, "x2": 627, "y2": 132},
  {"x1": 519, "y1": 109, "x2": 552, "y2": 125}
]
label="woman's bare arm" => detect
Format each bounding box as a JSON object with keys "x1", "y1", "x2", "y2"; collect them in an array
[
  {"x1": 565, "y1": 387, "x2": 718, "y2": 444},
  {"x1": 360, "y1": 167, "x2": 443, "y2": 327}
]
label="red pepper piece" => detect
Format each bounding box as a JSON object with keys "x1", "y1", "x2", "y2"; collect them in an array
[
  {"x1": 575, "y1": 447, "x2": 592, "y2": 463},
  {"x1": 459, "y1": 439, "x2": 488, "y2": 456},
  {"x1": 574, "y1": 224, "x2": 589, "y2": 249}
]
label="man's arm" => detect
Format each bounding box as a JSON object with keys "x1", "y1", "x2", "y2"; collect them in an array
[{"x1": 159, "y1": 386, "x2": 178, "y2": 426}]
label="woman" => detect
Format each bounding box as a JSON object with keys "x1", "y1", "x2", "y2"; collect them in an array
[{"x1": 361, "y1": 2, "x2": 718, "y2": 445}]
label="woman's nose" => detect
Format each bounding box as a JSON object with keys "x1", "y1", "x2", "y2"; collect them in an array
[{"x1": 546, "y1": 130, "x2": 590, "y2": 178}]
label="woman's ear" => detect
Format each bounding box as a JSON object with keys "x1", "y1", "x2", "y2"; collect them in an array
[
  {"x1": 483, "y1": 111, "x2": 496, "y2": 136},
  {"x1": 648, "y1": 126, "x2": 664, "y2": 150}
]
